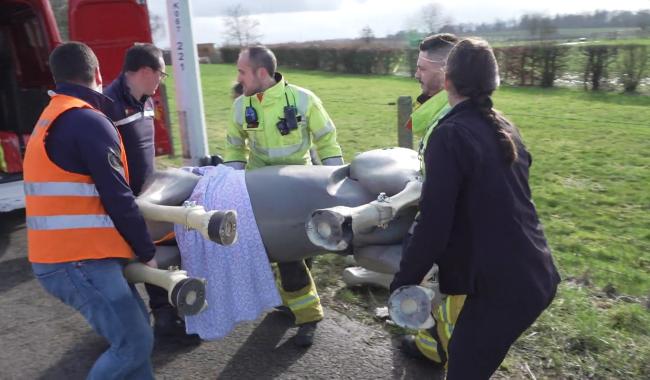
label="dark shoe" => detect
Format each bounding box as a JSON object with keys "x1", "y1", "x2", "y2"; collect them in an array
[
  {"x1": 274, "y1": 305, "x2": 295, "y2": 321},
  {"x1": 153, "y1": 307, "x2": 201, "y2": 345},
  {"x1": 399, "y1": 335, "x2": 445, "y2": 368},
  {"x1": 293, "y1": 322, "x2": 318, "y2": 347},
  {"x1": 400, "y1": 335, "x2": 427, "y2": 359}
]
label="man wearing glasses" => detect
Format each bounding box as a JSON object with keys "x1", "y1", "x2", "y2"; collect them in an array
[
  {"x1": 104, "y1": 43, "x2": 166, "y2": 196},
  {"x1": 104, "y1": 43, "x2": 200, "y2": 344}
]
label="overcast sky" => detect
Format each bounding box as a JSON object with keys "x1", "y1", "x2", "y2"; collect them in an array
[{"x1": 147, "y1": 0, "x2": 650, "y2": 47}]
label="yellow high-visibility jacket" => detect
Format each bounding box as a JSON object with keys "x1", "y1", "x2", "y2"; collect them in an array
[
  {"x1": 225, "y1": 73, "x2": 342, "y2": 169},
  {"x1": 414, "y1": 90, "x2": 451, "y2": 177}
]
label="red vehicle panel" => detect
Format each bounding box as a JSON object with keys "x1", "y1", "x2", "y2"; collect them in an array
[
  {"x1": 0, "y1": 0, "x2": 61, "y2": 173},
  {"x1": 68, "y1": 0, "x2": 173, "y2": 155}
]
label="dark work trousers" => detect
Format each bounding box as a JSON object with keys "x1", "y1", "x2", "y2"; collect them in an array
[
  {"x1": 277, "y1": 260, "x2": 311, "y2": 291},
  {"x1": 146, "y1": 240, "x2": 179, "y2": 311},
  {"x1": 446, "y1": 287, "x2": 556, "y2": 379},
  {"x1": 146, "y1": 283, "x2": 170, "y2": 311}
]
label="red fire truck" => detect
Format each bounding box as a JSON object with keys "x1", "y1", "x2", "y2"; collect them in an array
[{"x1": 0, "y1": 0, "x2": 172, "y2": 211}]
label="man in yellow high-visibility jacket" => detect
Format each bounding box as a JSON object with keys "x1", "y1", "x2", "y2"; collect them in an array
[
  {"x1": 398, "y1": 33, "x2": 468, "y2": 368},
  {"x1": 224, "y1": 45, "x2": 343, "y2": 347}
]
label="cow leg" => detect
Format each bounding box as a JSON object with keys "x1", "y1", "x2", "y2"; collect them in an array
[
  {"x1": 307, "y1": 180, "x2": 422, "y2": 251},
  {"x1": 123, "y1": 262, "x2": 207, "y2": 316},
  {"x1": 135, "y1": 199, "x2": 237, "y2": 246}
]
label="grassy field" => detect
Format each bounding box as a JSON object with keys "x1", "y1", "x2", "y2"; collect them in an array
[{"x1": 160, "y1": 64, "x2": 650, "y2": 378}]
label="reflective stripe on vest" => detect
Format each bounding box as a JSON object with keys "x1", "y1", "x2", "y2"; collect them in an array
[
  {"x1": 24, "y1": 182, "x2": 99, "y2": 197},
  {"x1": 249, "y1": 126, "x2": 310, "y2": 159},
  {"x1": 233, "y1": 96, "x2": 244, "y2": 126},
  {"x1": 291, "y1": 85, "x2": 310, "y2": 117},
  {"x1": 27, "y1": 215, "x2": 115, "y2": 230},
  {"x1": 227, "y1": 135, "x2": 245, "y2": 147},
  {"x1": 313, "y1": 119, "x2": 334, "y2": 141},
  {"x1": 244, "y1": 85, "x2": 312, "y2": 160}
]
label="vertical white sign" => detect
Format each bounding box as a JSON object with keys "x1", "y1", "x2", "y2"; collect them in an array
[{"x1": 166, "y1": 0, "x2": 209, "y2": 165}]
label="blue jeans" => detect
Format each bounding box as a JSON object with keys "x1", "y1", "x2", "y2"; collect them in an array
[{"x1": 32, "y1": 259, "x2": 154, "y2": 380}]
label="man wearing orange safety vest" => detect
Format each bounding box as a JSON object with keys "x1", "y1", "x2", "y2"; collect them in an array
[{"x1": 24, "y1": 42, "x2": 156, "y2": 379}]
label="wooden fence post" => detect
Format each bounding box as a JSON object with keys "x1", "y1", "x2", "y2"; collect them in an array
[{"x1": 397, "y1": 96, "x2": 413, "y2": 149}]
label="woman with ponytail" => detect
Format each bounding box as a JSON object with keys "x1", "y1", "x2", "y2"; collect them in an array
[{"x1": 390, "y1": 38, "x2": 560, "y2": 379}]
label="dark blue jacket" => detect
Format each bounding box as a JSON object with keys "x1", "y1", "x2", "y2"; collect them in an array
[
  {"x1": 391, "y1": 100, "x2": 560, "y2": 301},
  {"x1": 103, "y1": 74, "x2": 155, "y2": 196},
  {"x1": 45, "y1": 83, "x2": 155, "y2": 262}
]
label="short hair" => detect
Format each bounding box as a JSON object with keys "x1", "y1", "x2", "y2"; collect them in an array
[
  {"x1": 122, "y1": 43, "x2": 163, "y2": 73},
  {"x1": 243, "y1": 46, "x2": 277, "y2": 77},
  {"x1": 49, "y1": 41, "x2": 98, "y2": 85},
  {"x1": 419, "y1": 33, "x2": 459, "y2": 56}
]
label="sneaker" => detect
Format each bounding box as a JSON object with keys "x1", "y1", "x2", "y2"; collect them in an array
[
  {"x1": 153, "y1": 307, "x2": 201, "y2": 345},
  {"x1": 293, "y1": 321, "x2": 318, "y2": 347}
]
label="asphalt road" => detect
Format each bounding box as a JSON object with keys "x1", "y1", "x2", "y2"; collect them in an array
[{"x1": 0, "y1": 210, "x2": 443, "y2": 379}]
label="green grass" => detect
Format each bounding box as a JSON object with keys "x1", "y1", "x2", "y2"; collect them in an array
[{"x1": 160, "y1": 64, "x2": 650, "y2": 378}]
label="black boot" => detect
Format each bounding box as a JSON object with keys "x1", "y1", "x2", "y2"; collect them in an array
[
  {"x1": 152, "y1": 306, "x2": 201, "y2": 345},
  {"x1": 274, "y1": 305, "x2": 295, "y2": 321},
  {"x1": 293, "y1": 321, "x2": 318, "y2": 347},
  {"x1": 399, "y1": 335, "x2": 445, "y2": 367}
]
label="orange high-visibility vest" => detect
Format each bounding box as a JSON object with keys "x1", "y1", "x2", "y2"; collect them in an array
[{"x1": 24, "y1": 93, "x2": 134, "y2": 263}]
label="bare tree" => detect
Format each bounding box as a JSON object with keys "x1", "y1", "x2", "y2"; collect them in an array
[
  {"x1": 360, "y1": 25, "x2": 375, "y2": 44},
  {"x1": 49, "y1": 0, "x2": 68, "y2": 40},
  {"x1": 149, "y1": 13, "x2": 166, "y2": 43},
  {"x1": 619, "y1": 45, "x2": 648, "y2": 93},
  {"x1": 223, "y1": 4, "x2": 262, "y2": 47},
  {"x1": 419, "y1": 3, "x2": 443, "y2": 34},
  {"x1": 521, "y1": 14, "x2": 557, "y2": 40}
]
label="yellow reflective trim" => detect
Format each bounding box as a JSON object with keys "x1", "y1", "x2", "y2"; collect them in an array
[
  {"x1": 287, "y1": 291, "x2": 320, "y2": 311},
  {"x1": 249, "y1": 127, "x2": 310, "y2": 159},
  {"x1": 313, "y1": 120, "x2": 334, "y2": 141},
  {"x1": 415, "y1": 330, "x2": 444, "y2": 363},
  {"x1": 439, "y1": 298, "x2": 449, "y2": 322},
  {"x1": 227, "y1": 135, "x2": 244, "y2": 147},
  {"x1": 289, "y1": 85, "x2": 310, "y2": 116},
  {"x1": 233, "y1": 96, "x2": 244, "y2": 126},
  {"x1": 445, "y1": 297, "x2": 452, "y2": 323},
  {"x1": 416, "y1": 334, "x2": 437, "y2": 349}
]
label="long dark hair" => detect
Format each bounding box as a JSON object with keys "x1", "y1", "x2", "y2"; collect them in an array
[{"x1": 445, "y1": 38, "x2": 519, "y2": 163}]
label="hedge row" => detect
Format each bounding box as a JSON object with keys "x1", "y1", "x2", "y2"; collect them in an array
[
  {"x1": 494, "y1": 44, "x2": 649, "y2": 92},
  {"x1": 220, "y1": 44, "x2": 649, "y2": 92},
  {"x1": 221, "y1": 45, "x2": 403, "y2": 75}
]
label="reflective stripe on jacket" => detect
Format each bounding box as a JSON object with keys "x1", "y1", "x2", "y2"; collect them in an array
[{"x1": 24, "y1": 94, "x2": 134, "y2": 263}]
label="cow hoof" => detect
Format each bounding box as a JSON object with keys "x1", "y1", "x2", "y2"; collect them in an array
[
  {"x1": 306, "y1": 209, "x2": 352, "y2": 251},
  {"x1": 171, "y1": 277, "x2": 207, "y2": 316},
  {"x1": 208, "y1": 210, "x2": 237, "y2": 245}
]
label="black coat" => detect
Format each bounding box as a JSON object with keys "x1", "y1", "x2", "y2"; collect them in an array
[
  {"x1": 103, "y1": 74, "x2": 156, "y2": 196},
  {"x1": 391, "y1": 100, "x2": 560, "y2": 302}
]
